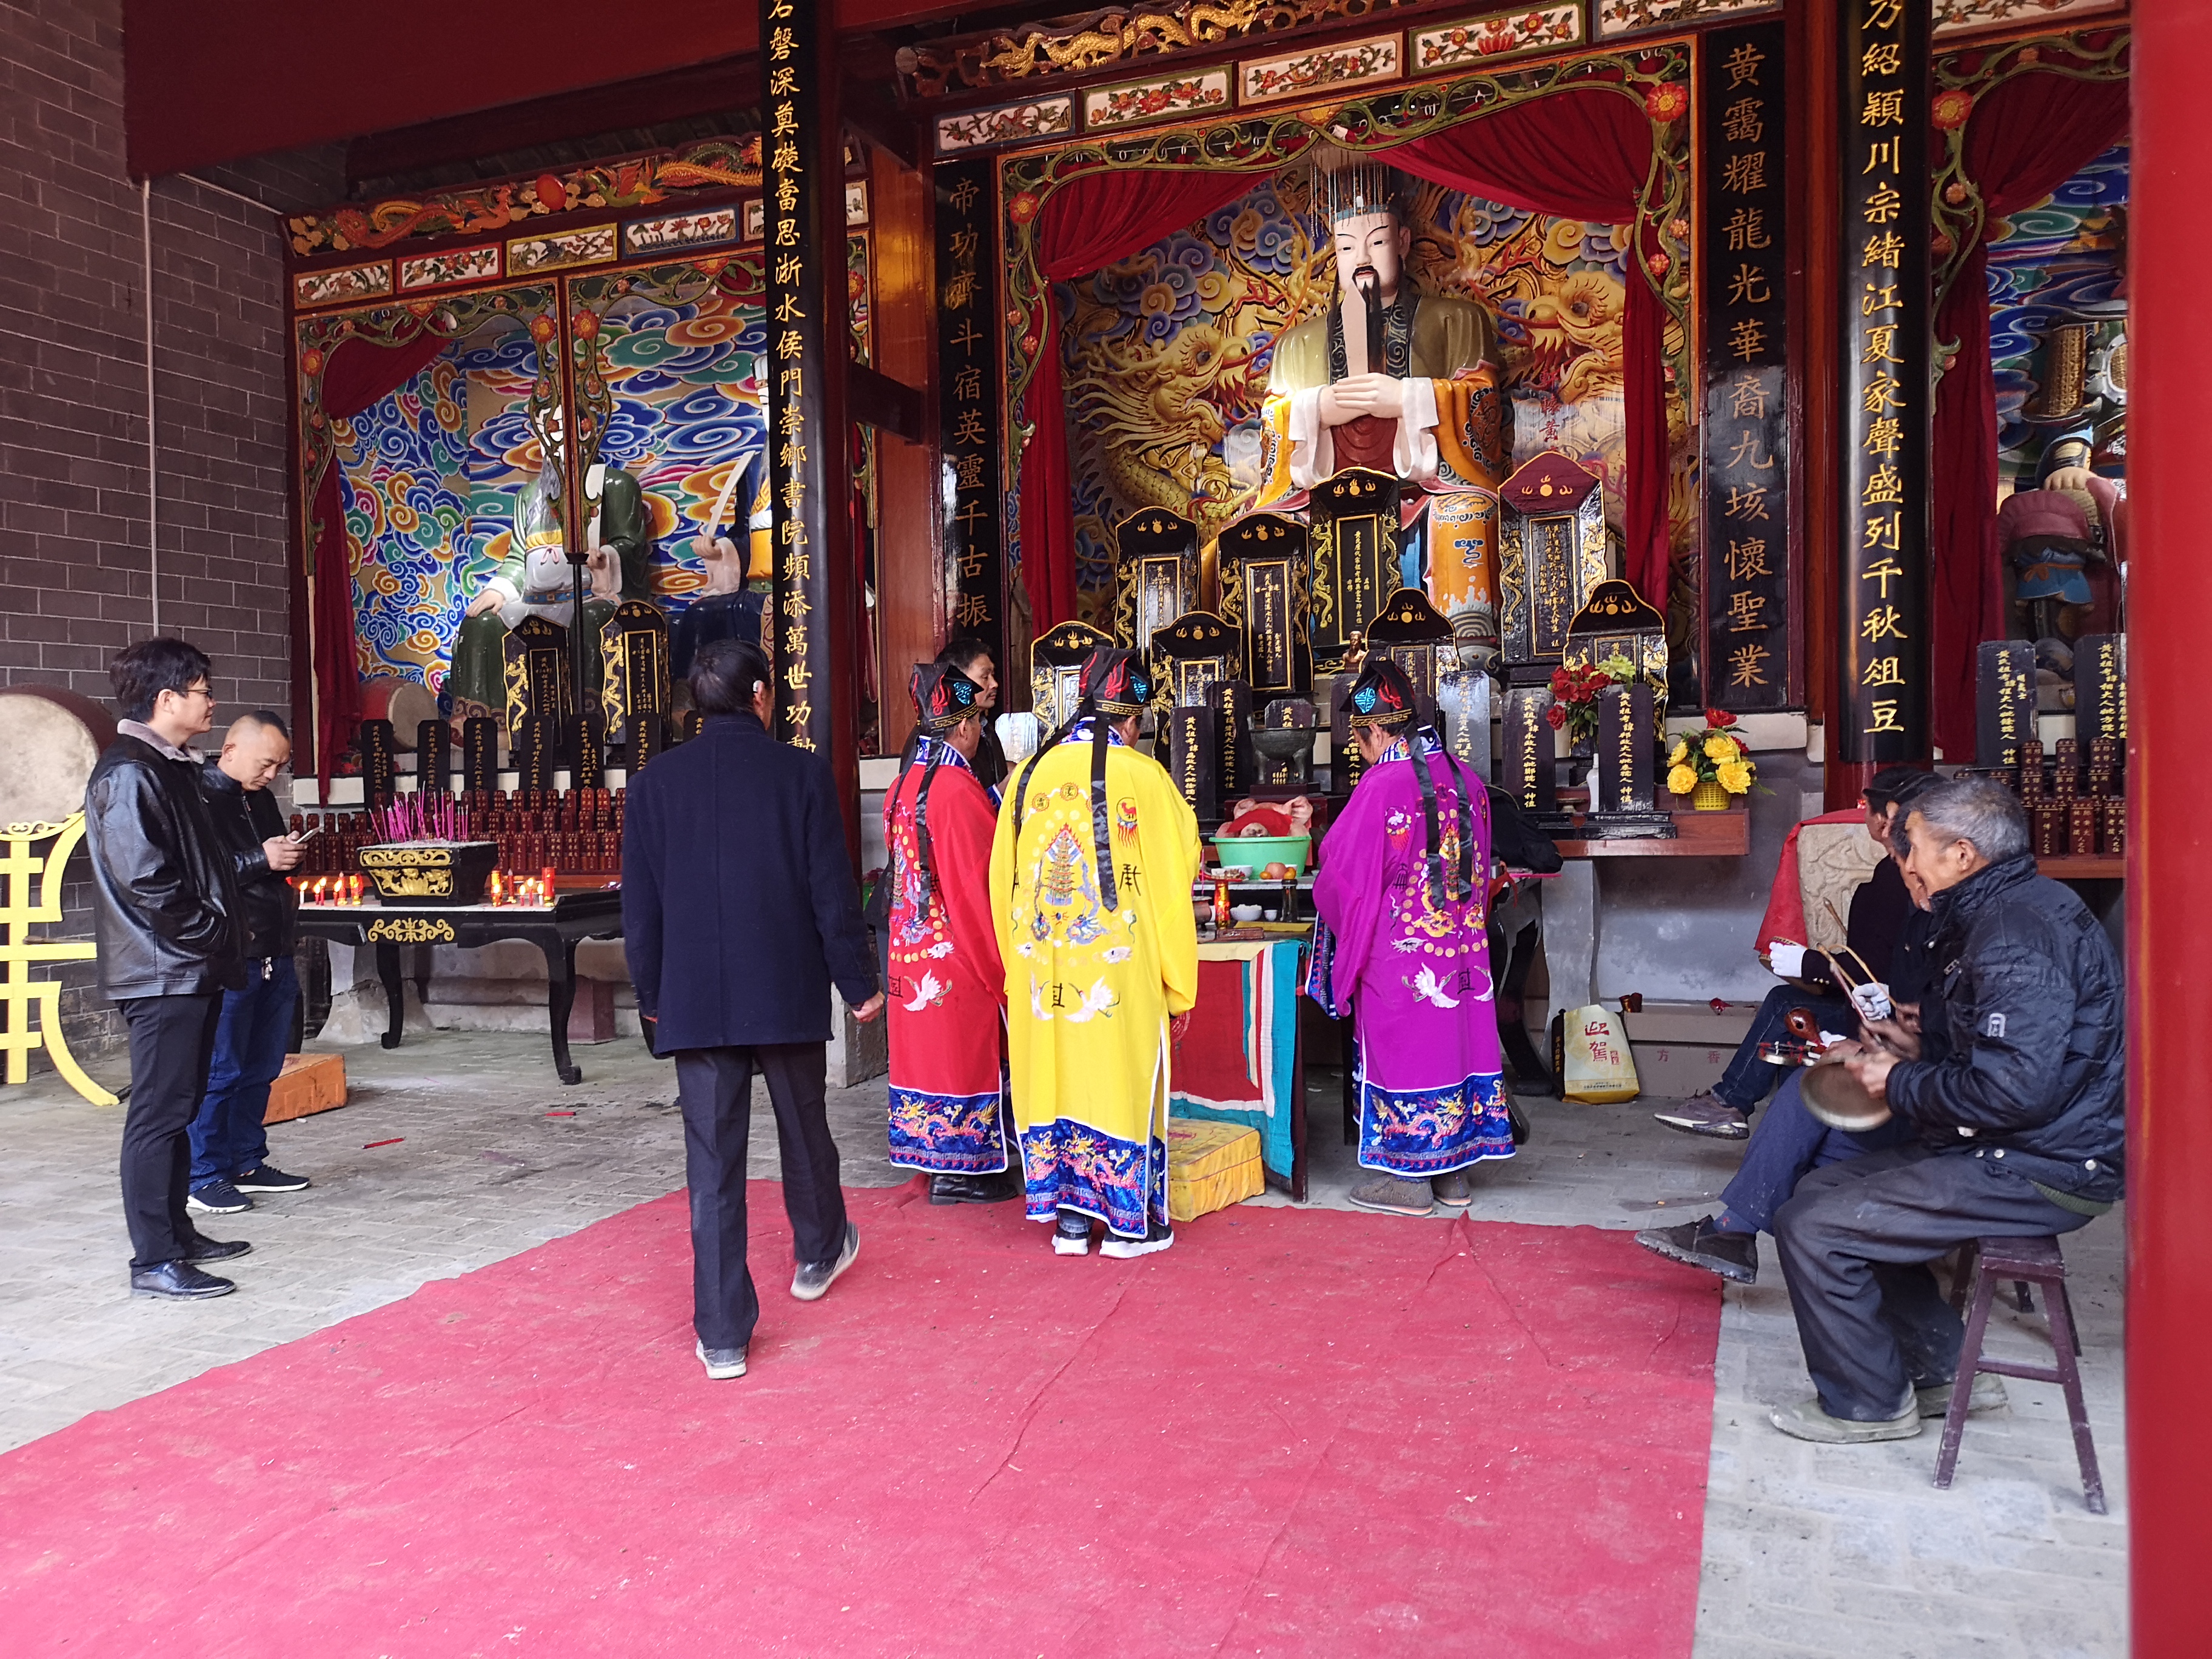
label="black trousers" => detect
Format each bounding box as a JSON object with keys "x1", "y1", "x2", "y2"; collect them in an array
[
  {"x1": 118, "y1": 992, "x2": 225, "y2": 1270},
  {"x1": 673, "y1": 1042, "x2": 848, "y2": 1351},
  {"x1": 1772, "y1": 1144, "x2": 2091, "y2": 1421}
]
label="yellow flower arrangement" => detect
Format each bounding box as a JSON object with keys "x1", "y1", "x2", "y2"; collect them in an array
[
  {"x1": 1667, "y1": 737, "x2": 1689, "y2": 768},
  {"x1": 1716, "y1": 759, "x2": 1754, "y2": 795},
  {"x1": 1702, "y1": 733, "x2": 1739, "y2": 765},
  {"x1": 1669, "y1": 709, "x2": 1758, "y2": 806},
  {"x1": 1667, "y1": 763, "x2": 1700, "y2": 796}
]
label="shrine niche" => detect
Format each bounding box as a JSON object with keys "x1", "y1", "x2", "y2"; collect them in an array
[
  {"x1": 1030, "y1": 620, "x2": 1113, "y2": 729},
  {"x1": 1309, "y1": 468, "x2": 1401, "y2": 671},
  {"x1": 1150, "y1": 610, "x2": 1240, "y2": 711},
  {"x1": 1497, "y1": 451, "x2": 1609, "y2": 678},
  {"x1": 1362, "y1": 587, "x2": 1455, "y2": 708},
  {"x1": 1215, "y1": 512, "x2": 1312, "y2": 700},
  {"x1": 1111, "y1": 509, "x2": 1201, "y2": 659},
  {"x1": 1567, "y1": 578, "x2": 1669, "y2": 695}
]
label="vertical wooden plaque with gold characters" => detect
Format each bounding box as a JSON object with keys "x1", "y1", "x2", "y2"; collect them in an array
[
  {"x1": 1308, "y1": 469, "x2": 1399, "y2": 672},
  {"x1": 1216, "y1": 512, "x2": 1312, "y2": 699}
]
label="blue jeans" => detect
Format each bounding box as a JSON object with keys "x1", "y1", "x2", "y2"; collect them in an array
[
  {"x1": 189, "y1": 956, "x2": 298, "y2": 1187},
  {"x1": 1719, "y1": 1068, "x2": 1909, "y2": 1234},
  {"x1": 1711, "y1": 984, "x2": 1858, "y2": 1113}
]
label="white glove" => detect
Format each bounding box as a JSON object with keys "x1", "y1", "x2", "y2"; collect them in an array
[
  {"x1": 1768, "y1": 942, "x2": 1808, "y2": 978},
  {"x1": 1848, "y1": 981, "x2": 1894, "y2": 1022}
]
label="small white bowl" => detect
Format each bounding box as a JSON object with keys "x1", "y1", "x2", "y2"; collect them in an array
[
  {"x1": 1230, "y1": 904, "x2": 1263, "y2": 923},
  {"x1": 1262, "y1": 909, "x2": 1279, "y2": 922}
]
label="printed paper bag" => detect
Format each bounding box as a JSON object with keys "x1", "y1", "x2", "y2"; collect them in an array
[{"x1": 1560, "y1": 1003, "x2": 1640, "y2": 1104}]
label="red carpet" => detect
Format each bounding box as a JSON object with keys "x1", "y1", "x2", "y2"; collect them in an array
[{"x1": 0, "y1": 1185, "x2": 1718, "y2": 1657}]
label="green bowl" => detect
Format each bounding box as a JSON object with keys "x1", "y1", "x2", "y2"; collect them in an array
[{"x1": 1210, "y1": 833, "x2": 1312, "y2": 877}]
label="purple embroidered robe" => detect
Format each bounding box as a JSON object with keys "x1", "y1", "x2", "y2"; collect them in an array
[{"x1": 1312, "y1": 745, "x2": 1512, "y2": 1175}]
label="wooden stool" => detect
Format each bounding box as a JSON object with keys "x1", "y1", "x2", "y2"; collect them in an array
[{"x1": 1933, "y1": 1234, "x2": 2104, "y2": 1513}]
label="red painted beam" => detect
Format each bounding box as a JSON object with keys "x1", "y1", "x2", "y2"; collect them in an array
[
  {"x1": 2128, "y1": 4, "x2": 2207, "y2": 1649},
  {"x1": 122, "y1": 0, "x2": 982, "y2": 177}
]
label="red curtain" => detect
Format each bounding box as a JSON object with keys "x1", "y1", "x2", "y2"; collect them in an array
[
  {"x1": 1018, "y1": 170, "x2": 1259, "y2": 631},
  {"x1": 1929, "y1": 73, "x2": 2128, "y2": 760},
  {"x1": 1395, "y1": 89, "x2": 1672, "y2": 609},
  {"x1": 306, "y1": 331, "x2": 446, "y2": 782}
]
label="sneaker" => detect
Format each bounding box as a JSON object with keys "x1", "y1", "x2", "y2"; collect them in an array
[
  {"x1": 1099, "y1": 1219, "x2": 1175, "y2": 1259},
  {"x1": 790, "y1": 1221, "x2": 859, "y2": 1302},
  {"x1": 1769, "y1": 1396, "x2": 1922, "y2": 1444},
  {"x1": 1347, "y1": 1174, "x2": 1436, "y2": 1218},
  {"x1": 1636, "y1": 1216, "x2": 1758, "y2": 1285},
  {"x1": 1651, "y1": 1090, "x2": 1750, "y2": 1140},
  {"x1": 1915, "y1": 1373, "x2": 2008, "y2": 1419},
  {"x1": 695, "y1": 1339, "x2": 748, "y2": 1380},
  {"x1": 1052, "y1": 1208, "x2": 1093, "y2": 1256},
  {"x1": 187, "y1": 1181, "x2": 251, "y2": 1215},
  {"x1": 1431, "y1": 1169, "x2": 1473, "y2": 1209},
  {"x1": 233, "y1": 1165, "x2": 309, "y2": 1193}
]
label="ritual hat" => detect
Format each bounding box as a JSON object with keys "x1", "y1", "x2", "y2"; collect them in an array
[
  {"x1": 1078, "y1": 646, "x2": 1153, "y2": 717},
  {"x1": 1344, "y1": 657, "x2": 1419, "y2": 728},
  {"x1": 909, "y1": 661, "x2": 985, "y2": 734}
]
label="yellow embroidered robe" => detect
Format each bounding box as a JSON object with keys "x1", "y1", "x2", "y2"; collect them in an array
[{"x1": 989, "y1": 728, "x2": 1202, "y2": 1234}]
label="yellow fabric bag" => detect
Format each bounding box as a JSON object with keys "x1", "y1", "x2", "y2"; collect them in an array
[
  {"x1": 1166, "y1": 1118, "x2": 1264, "y2": 1224},
  {"x1": 1559, "y1": 1003, "x2": 1640, "y2": 1104}
]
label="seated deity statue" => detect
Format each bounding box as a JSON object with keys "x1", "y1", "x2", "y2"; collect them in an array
[
  {"x1": 1255, "y1": 162, "x2": 1511, "y2": 654},
  {"x1": 1999, "y1": 432, "x2": 2124, "y2": 642},
  {"x1": 447, "y1": 461, "x2": 622, "y2": 720}
]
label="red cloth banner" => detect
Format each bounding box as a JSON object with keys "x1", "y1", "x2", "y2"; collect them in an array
[
  {"x1": 1019, "y1": 170, "x2": 1257, "y2": 633},
  {"x1": 1928, "y1": 72, "x2": 2128, "y2": 760},
  {"x1": 306, "y1": 332, "x2": 447, "y2": 782}
]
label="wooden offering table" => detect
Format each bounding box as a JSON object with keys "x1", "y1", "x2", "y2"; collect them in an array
[{"x1": 294, "y1": 888, "x2": 624, "y2": 1085}]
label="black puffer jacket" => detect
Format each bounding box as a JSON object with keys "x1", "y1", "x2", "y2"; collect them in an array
[
  {"x1": 199, "y1": 757, "x2": 295, "y2": 960},
  {"x1": 84, "y1": 731, "x2": 244, "y2": 999},
  {"x1": 1886, "y1": 852, "x2": 2123, "y2": 1202}
]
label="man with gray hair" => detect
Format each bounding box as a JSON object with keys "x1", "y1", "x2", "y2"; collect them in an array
[{"x1": 1766, "y1": 776, "x2": 2123, "y2": 1443}]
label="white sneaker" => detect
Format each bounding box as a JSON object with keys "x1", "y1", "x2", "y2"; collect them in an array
[
  {"x1": 1100, "y1": 1221, "x2": 1175, "y2": 1259},
  {"x1": 694, "y1": 1339, "x2": 747, "y2": 1380},
  {"x1": 1052, "y1": 1207, "x2": 1092, "y2": 1255}
]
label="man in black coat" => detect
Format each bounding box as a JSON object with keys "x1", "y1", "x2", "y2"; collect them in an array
[
  {"x1": 1768, "y1": 777, "x2": 2124, "y2": 1443},
  {"x1": 623, "y1": 638, "x2": 883, "y2": 1381},
  {"x1": 83, "y1": 638, "x2": 251, "y2": 1299},
  {"x1": 186, "y1": 711, "x2": 309, "y2": 1216}
]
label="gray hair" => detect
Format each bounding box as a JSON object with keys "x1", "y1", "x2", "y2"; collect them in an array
[{"x1": 1902, "y1": 776, "x2": 2029, "y2": 863}]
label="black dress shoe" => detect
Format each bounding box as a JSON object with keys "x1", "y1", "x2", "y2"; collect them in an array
[
  {"x1": 130, "y1": 1261, "x2": 237, "y2": 1299},
  {"x1": 185, "y1": 1235, "x2": 252, "y2": 1263},
  {"x1": 930, "y1": 1171, "x2": 1023, "y2": 1205}
]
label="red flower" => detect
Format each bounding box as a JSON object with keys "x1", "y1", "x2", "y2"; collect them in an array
[
  {"x1": 1007, "y1": 191, "x2": 1041, "y2": 225},
  {"x1": 1931, "y1": 89, "x2": 1974, "y2": 132},
  {"x1": 1545, "y1": 705, "x2": 1567, "y2": 731},
  {"x1": 1644, "y1": 82, "x2": 1689, "y2": 124},
  {"x1": 1704, "y1": 706, "x2": 1738, "y2": 728}
]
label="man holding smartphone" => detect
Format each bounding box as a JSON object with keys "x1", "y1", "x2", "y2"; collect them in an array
[{"x1": 186, "y1": 711, "x2": 309, "y2": 1216}]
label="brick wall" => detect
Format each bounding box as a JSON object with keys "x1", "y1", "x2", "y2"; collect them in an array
[{"x1": 1, "y1": 0, "x2": 343, "y2": 1067}]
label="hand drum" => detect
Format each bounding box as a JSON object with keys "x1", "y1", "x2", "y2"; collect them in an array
[{"x1": 1801, "y1": 1059, "x2": 1893, "y2": 1133}]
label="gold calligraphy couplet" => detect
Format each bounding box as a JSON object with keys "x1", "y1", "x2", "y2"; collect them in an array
[
  {"x1": 1837, "y1": 0, "x2": 1929, "y2": 762},
  {"x1": 936, "y1": 157, "x2": 1005, "y2": 661},
  {"x1": 761, "y1": 0, "x2": 833, "y2": 752},
  {"x1": 1700, "y1": 19, "x2": 1792, "y2": 711},
  {"x1": 0, "y1": 814, "x2": 116, "y2": 1106}
]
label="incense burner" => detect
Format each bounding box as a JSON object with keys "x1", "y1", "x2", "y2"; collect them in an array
[{"x1": 358, "y1": 840, "x2": 500, "y2": 907}]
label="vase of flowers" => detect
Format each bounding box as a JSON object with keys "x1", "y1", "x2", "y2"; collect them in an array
[
  {"x1": 1667, "y1": 708, "x2": 1755, "y2": 809},
  {"x1": 1546, "y1": 654, "x2": 1638, "y2": 751}
]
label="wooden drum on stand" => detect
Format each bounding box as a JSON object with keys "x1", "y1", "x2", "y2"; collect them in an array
[{"x1": 359, "y1": 677, "x2": 440, "y2": 751}]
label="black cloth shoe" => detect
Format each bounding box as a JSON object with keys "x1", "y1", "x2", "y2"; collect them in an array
[
  {"x1": 790, "y1": 1221, "x2": 859, "y2": 1302},
  {"x1": 931, "y1": 1171, "x2": 1023, "y2": 1205},
  {"x1": 186, "y1": 1180, "x2": 251, "y2": 1215},
  {"x1": 1635, "y1": 1216, "x2": 1758, "y2": 1284},
  {"x1": 1099, "y1": 1218, "x2": 1176, "y2": 1260},
  {"x1": 130, "y1": 1261, "x2": 236, "y2": 1299},
  {"x1": 184, "y1": 1235, "x2": 252, "y2": 1263},
  {"x1": 233, "y1": 1164, "x2": 309, "y2": 1193}
]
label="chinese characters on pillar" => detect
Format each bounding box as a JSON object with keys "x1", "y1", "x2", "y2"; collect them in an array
[
  {"x1": 1838, "y1": 0, "x2": 1929, "y2": 762},
  {"x1": 934, "y1": 158, "x2": 1005, "y2": 666},
  {"x1": 762, "y1": 0, "x2": 833, "y2": 752},
  {"x1": 1700, "y1": 21, "x2": 1792, "y2": 712}
]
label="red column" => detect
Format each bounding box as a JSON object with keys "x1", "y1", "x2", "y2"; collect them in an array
[{"x1": 2128, "y1": 5, "x2": 2209, "y2": 1649}]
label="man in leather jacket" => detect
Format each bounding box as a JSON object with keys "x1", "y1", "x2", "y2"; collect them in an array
[
  {"x1": 84, "y1": 638, "x2": 250, "y2": 1300},
  {"x1": 186, "y1": 712, "x2": 307, "y2": 1217},
  {"x1": 1768, "y1": 777, "x2": 2124, "y2": 1443}
]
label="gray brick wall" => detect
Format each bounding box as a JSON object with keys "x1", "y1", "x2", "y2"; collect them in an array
[{"x1": 1, "y1": 0, "x2": 343, "y2": 1067}]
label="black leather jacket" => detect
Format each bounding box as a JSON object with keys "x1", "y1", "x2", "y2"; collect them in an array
[
  {"x1": 199, "y1": 757, "x2": 295, "y2": 960},
  {"x1": 84, "y1": 731, "x2": 244, "y2": 999},
  {"x1": 1886, "y1": 853, "x2": 2124, "y2": 1202}
]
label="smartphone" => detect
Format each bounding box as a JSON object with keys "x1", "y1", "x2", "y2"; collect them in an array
[{"x1": 289, "y1": 826, "x2": 321, "y2": 843}]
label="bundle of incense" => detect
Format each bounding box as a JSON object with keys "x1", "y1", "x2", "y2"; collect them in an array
[{"x1": 370, "y1": 792, "x2": 471, "y2": 843}]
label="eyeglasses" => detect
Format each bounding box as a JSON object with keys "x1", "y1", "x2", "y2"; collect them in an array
[{"x1": 178, "y1": 685, "x2": 216, "y2": 703}]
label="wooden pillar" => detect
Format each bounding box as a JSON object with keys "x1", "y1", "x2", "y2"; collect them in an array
[
  {"x1": 1788, "y1": 0, "x2": 1841, "y2": 769},
  {"x1": 869, "y1": 136, "x2": 938, "y2": 739},
  {"x1": 760, "y1": 0, "x2": 856, "y2": 851},
  {"x1": 2128, "y1": 3, "x2": 2210, "y2": 1646},
  {"x1": 1831, "y1": 0, "x2": 1931, "y2": 809}
]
